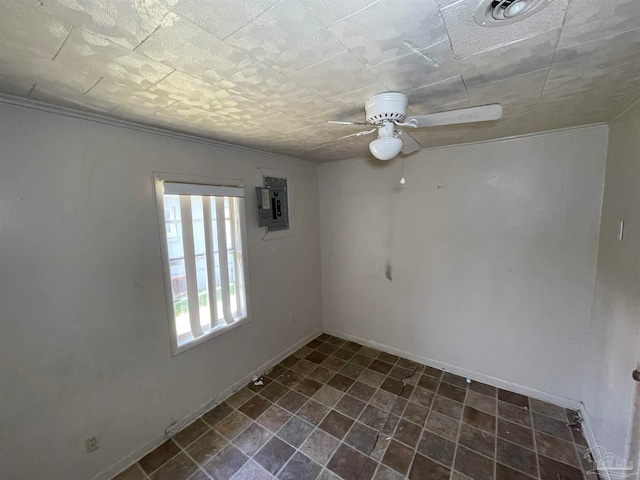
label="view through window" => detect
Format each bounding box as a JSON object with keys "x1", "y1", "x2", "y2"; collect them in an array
[{"x1": 159, "y1": 181, "x2": 248, "y2": 351}]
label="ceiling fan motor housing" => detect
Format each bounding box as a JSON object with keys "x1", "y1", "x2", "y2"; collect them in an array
[{"x1": 365, "y1": 92, "x2": 408, "y2": 124}]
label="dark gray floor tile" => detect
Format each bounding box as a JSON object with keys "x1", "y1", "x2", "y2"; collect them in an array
[
  {"x1": 257, "y1": 405, "x2": 293, "y2": 433},
  {"x1": 277, "y1": 416, "x2": 314, "y2": 447},
  {"x1": 469, "y1": 381, "x2": 497, "y2": 397},
  {"x1": 381, "y1": 440, "x2": 414, "y2": 476},
  {"x1": 173, "y1": 419, "x2": 210, "y2": 448},
  {"x1": 232, "y1": 460, "x2": 274, "y2": 479},
  {"x1": 529, "y1": 398, "x2": 567, "y2": 421},
  {"x1": 459, "y1": 423, "x2": 496, "y2": 458},
  {"x1": 277, "y1": 370, "x2": 305, "y2": 388},
  {"x1": 496, "y1": 462, "x2": 537, "y2": 480},
  {"x1": 203, "y1": 444, "x2": 248, "y2": 480},
  {"x1": 328, "y1": 443, "x2": 376, "y2": 480},
  {"x1": 202, "y1": 402, "x2": 234, "y2": 427},
  {"x1": 239, "y1": 396, "x2": 272, "y2": 420},
  {"x1": 409, "y1": 453, "x2": 451, "y2": 480},
  {"x1": 233, "y1": 422, "x2": 272, "y2": 456},
  {"x1": 497, "y1": 419, "x2": 534, "y2": 449},
  {"x1": 277, "y1": 390, "x2": 308, "y2": 413},
  {"x1": 498, "y1": 401, "x2": 532, "y2": 427},
  {"x1": 392, "y1": 418, "x2": 422, "y2": 448},
  {"x1": 294, "y1": 378, "x2": 324, "y2": 397},
  {"x1": 185, "y1": 430, "x2": 228, "y2": 465},
  {"x1": 335, "y1": 394, "x2": 367, "y2": 419},
  {"x1": 369, "y1": 359, "x2": 394, "y2": 375},
  {"x1": 410, "y1": 386, "x2": 435, "y2": 408},
  {"x1": 139, "y1": 440, "x2": 181, "y2": 474},
  {"x1": 319, "y1": 410, "x2": 354, "y2": 440},
  {"x1": 259, "y1": 382, "x2": 290, "y2": 403},
  {"x1": 214, "y1": 411, "x2": 253, "y2": 440},
  {"x1": 426, "y1": 411, "x2": 460, "y2": 442},
  {"x1": 533, "y1": 412, "x2": 574, "y2": 442},
  {"x1": 402, "y1": 402, "x2": 429, "y2": 426},
  {"x1": 496, "y1": 439, "x2": 538, "y2": 477},
  {"x1": 432, "y1": 395, "x2": 464, "y2": 419},
  {"x1": 348, "y1": 381, "x2": 377, "y2": 402},
  {"x1": 538, "y1": 455, "x2": 584, "y2": 480},
  {"x1": 534, "y1": 431, "x2": 580, "y2": 467},
  {"x1": 438, "y1": 383, "x2": 467, "y2": 403},
  {"x1": 442, "y1": 372, "x2": 468, "y2": 388},
  {"x1": 340, "y1": 362, "x2": 365, "y2": 379},
  {"x1": 308, "y1": 366, "x2": 335, "y2": 383},
  {"x1": 378, "y1": 352, "x2": 399, "y2": 364},
  {"x1": 301, "y1": 428, "x2": 341, "y2": 466},
  {"x1": 344, "y1": 421, "x2": 379, "y2": 454},
  {"x1": 466, "y1": 391, "x2": 497, "y2": 415},
  {"x1": 254, "y1": 437, "x2": 296, "y2": 476},
  {"x1": 498, "y1": 390, "x2": 529, "y2": 408},
  {"x1": 328, "y1": 373, "x2": 356, "y2": 392},
  {"x1": 418, "y1": 374, "x2": 440, "y2": 392},
  {"x1": 454, "y1": 445, "x2": 494, "y2": 480},
  {"x1": 417, "y1": 430, "x2": 456, "y2": 467},
  {"x1": 297, "y1": 400, "x2": 331, "y2": 426},
  {"x1": 149, "y1": 452, "x2": 197, "y2": 480},
  {"x1": 359, "y1": 404, "x2": 390, "y2": 430},
  {"x1": 333, "y1": 348, "x2": 356, "y2": 361},
  {"x1": 277, "y1": 452, "x2": 322, "y2": 480}
]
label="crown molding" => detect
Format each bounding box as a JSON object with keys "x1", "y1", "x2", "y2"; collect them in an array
[
  {"x1": 0, "y1": 94, "x2": 318, "y2": 166},
  {"x1": 317, "y1": 122, "x2": 608, "y2": 166}
]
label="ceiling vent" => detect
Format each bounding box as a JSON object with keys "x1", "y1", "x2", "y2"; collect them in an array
[{"x1": 474, "y1": 0, "x2": 552, "y2": 27}]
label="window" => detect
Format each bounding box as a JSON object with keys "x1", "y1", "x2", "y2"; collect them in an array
[{"x1": 154, "y1": 174, "x2": 250, "y2": 354}]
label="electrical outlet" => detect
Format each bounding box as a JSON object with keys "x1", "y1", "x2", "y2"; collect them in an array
[{"x1": 85, "y1": 436, "x2": 99, "y2": 454}]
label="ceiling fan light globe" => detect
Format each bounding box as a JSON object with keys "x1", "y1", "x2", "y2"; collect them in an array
[{"x1": 369, "y1": 136, "x2": 403, "y2": 161}]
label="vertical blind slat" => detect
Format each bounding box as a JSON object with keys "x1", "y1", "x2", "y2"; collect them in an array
[
  {"x1": 229, "y1": 198, "x2": 246, "y2": 318},
  {"x1": 179, "y1": 195, "x2": 204, "y2": 338},
  {"x1": 202, "y1": 198, "x2": 219, "y2": 327},
  {"x1": 215, "y1": 197, "x2": 234, "y2": 325}
]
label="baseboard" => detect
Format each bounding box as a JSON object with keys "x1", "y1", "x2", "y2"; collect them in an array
[
  {"x1": 580, "y1": 407, "x2": 614, "y2": 480},
  {"x1": 324, "y1": 329, "x2": 583, "y2": 411},
  {"x1": 93, "y1": 328, "x2": 322, "y2": 480}
]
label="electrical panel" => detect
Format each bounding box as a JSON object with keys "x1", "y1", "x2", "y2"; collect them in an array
[{"x1": 256, "y1": 176, "x2": 289, "y2": 231}]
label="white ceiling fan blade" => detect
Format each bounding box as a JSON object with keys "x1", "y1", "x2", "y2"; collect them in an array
[
  {"x1": 406, "y1": 104, "x2": 503, "y2": 128},
  {"x1": 327, "y1": 120, "x2": 370, "y2": 125},
  {"x1": 309, "y1": 128, "x2": 377, "y2": 149},
  {"x1": 400, "y1": 131, "x2": 421, "y2": 155}
]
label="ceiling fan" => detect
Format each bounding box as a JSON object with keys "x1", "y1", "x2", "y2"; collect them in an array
[{"x1": 317, "y1": 92, "x2": 503, "y2": 160}]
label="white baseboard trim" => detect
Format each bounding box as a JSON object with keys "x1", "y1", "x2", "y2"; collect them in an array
[
  {"x1": 324, "y1": 329, "x2": 583, "y2": 411},
  {"x1": 93, "y1": 329, "x2": 322, "y2": 480}
]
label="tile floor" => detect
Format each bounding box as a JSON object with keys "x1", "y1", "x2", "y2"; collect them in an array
[{"x1": 113, "y1": 334, "x2": 598, "y2": 480}]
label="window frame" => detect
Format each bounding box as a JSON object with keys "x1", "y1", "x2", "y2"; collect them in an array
[{"x1": 153, "y1": 172, "x2": 252, "y2": 356}]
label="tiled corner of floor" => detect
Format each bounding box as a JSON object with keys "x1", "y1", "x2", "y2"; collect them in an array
[{"x1": 112, "y1": 334, "x2": 598, "y2": 480}]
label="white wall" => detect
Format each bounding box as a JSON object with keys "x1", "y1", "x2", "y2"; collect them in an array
[
  {"x1": 319, "y1": 126, "x2": 608, "y2": 404},
  {"x1": 0, "y1": 102, "x2": 323, "y2": 480},
  {"x1": 583, "y1": 100, "x2": 640, "y2": 462}
]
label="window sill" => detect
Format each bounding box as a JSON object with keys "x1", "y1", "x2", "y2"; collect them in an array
[{"x1": 172, "y1": 316, "x2": 252, "y2": 356}]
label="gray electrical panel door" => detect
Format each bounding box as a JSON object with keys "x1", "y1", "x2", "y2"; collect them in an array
[{"x1": 256, "y1": 177, "x2": 289, "y2": 231}]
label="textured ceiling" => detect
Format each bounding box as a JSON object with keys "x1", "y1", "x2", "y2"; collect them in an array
[{"x1": 0, "y1": 0, "x2": 638, "y2": 162}]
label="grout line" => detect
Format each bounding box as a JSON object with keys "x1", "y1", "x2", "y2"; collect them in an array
[
  {"x1": 118, "y1": 334, "x2": 584, "y2": 480},
  {"x1": 494, "y1": 387, "x2": 499, "y2": 480},
  {"x1": 449, "y1": 373, "x2": 465, "y2": 480},
  {"x1": 531, "y1": 401, "x2": 542, "y2": 480}
]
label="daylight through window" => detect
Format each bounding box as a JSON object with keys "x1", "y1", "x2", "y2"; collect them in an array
[{"x1": 159, "y1": 181, "x2": 248, "y2": 351}]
